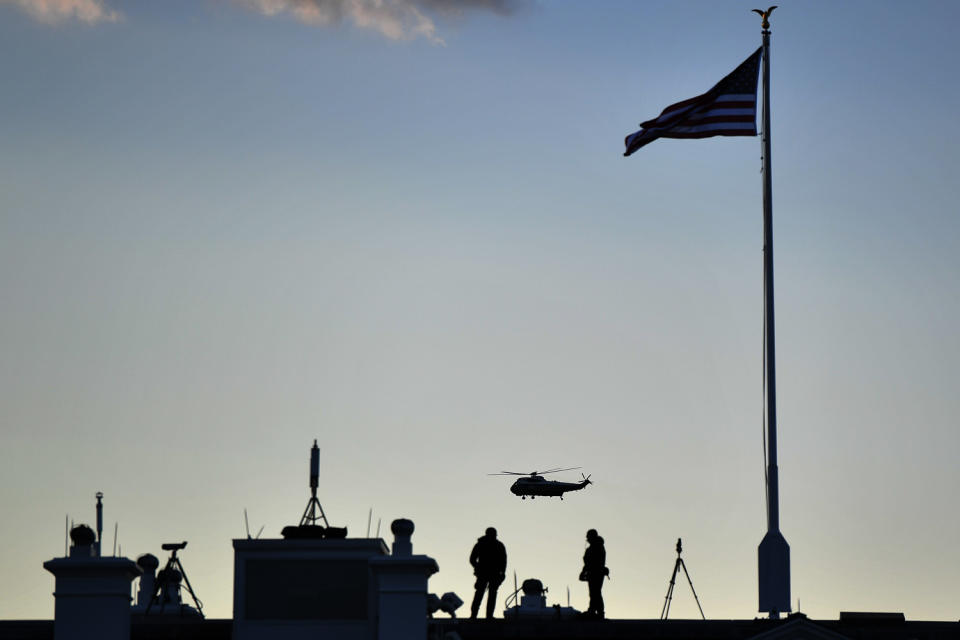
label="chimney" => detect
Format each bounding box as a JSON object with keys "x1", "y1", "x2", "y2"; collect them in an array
[
  {"x1": 391, "y1": 519, "x2": 414, "y2": 556},
  {"x1": 369, "y1": 518, "x2": 439, "y2": 640},
  {"x1": 135, "y1": 554, "x2": 159, "y2": 608},
  {"x1": 44, "y1": 525, "x2": 141, "y2": 640}
]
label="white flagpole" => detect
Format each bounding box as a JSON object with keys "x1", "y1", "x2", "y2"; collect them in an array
[{"x1": 755, "y1": 6, "x2": 791, "y2": 618}]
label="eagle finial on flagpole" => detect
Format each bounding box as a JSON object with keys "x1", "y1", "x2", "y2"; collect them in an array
[{"x1": 752, "y1": 6, "x2": 777, "y2": 31}]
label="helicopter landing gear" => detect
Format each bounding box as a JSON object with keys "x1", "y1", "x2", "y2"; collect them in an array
[{"x1": 521, "y1": 496, "x2": 526, "y2": 500}]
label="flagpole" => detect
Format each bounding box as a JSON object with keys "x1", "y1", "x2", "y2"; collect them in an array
[{"x1": 755, "y1": 6, "x2": 791, "y2": 619}]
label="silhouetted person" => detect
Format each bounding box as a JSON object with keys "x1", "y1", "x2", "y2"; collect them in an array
[
  {"x1": 469, "y1": 527, "x2": 507, "y2": 619},
  {"x1": 581, "y1": 528, "x2": 608, "y2": 619}
]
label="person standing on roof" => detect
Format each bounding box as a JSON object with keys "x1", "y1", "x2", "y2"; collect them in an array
[
  {"x1": 469, "y1": 527, "x2": 507, "y2": 619},
  {"x1": 581, "y1": 528, "x2": 609, "y2": 619}
]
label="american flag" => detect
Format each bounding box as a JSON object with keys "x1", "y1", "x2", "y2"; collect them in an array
[{"x1": 624, "y1": 47, "x2": 762, "y2": 157}]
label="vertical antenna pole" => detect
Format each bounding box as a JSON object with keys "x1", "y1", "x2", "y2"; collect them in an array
[
  {"x1": 310, "y1": 440, "x2": 319, "y2": 497},
  {"x1": 309, "y1": 440, "x2": 319, "y2": 523},
  {"x1": 755, "y1": 6, "x2": 791, "y2": 618},
  {"x1": 95, "y1": 492, "x2": 104, "y2": 557},
  {"x1": 299, "y1": 439, "x2": 331, "y2": 527}
]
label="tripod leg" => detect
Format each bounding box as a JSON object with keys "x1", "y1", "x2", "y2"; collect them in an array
[
  {"x1": 315, "y1": 498, "x2": 330, "y2": 528},
  {"x1": 678, "y1": 559, "x2": 705, "y2": 620},
  {"x1": 301, "y1": 498, "x2": 315, "y2": 526},
  {"x1": 174, "y1": 558, "x2": 205, "y2": 618},
  {"x1": 661, "y1": 558, "x2": 681, "y2": 620}
]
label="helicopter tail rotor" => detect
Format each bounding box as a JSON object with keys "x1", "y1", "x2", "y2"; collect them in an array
[{"x1": 581, "y1": 473, "x2": 592, "y2": 485}]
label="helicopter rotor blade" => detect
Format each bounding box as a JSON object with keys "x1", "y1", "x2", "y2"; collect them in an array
[
  {"x1": 538, "y1": 466, "x2": 581, "y2": 475},
  {"x1": 488, "y1": 466, "x2": 582, "y2": 477}
]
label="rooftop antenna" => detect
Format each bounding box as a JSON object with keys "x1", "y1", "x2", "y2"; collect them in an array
[
  {"x1": 64, "y1": 515, "x2": 69, "y2": 556},
  {"x1": 376, "y1": 517, "x2": 381, "y2": 539},
  {"x1": 113, "y1": 523, "x2": 118, "y2": 556},
  {"x1": 660, "y1": 538, "x2": 705, "y2": 620},
  {"x1": 366, "y1": 508, "x2": 372, "y2": 538},
  {"x1": 95, "y1": 492, "x2": 104, "y2": 557},
  {"x1": 243, "y1": 508, "x2": 265, "y2": 539},
  {"x1": 299, "y1": 440, "x2": 330, "y2": 527}
]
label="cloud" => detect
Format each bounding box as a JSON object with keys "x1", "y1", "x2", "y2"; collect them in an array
[
  {"x1": 1, "y1": 0, "x2": 121, "y2": 24},
  {"x1": 235, "y1": 0, "x2": 522, "y2": 44}
]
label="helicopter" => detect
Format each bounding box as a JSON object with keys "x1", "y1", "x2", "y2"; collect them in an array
[{"x1": 490, "y1": 467, "x2": 592, "y2": 500}]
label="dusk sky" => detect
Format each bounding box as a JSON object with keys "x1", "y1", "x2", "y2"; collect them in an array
[{"x1": 2, "y1": 0, "x2": 959, "y2": 622}]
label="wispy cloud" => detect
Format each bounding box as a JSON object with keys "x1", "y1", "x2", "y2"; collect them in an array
[
  {"x1": 235, "y1": 0, "x2": 522, "y2": 45},
  {"x1": 1, "y1": 0, "x2": 122, "y2": 24}
]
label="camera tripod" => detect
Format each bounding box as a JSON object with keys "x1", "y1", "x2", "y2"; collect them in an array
[
  {"x1": 660, "y1": 538, "x2": 704, "y2": 620},
  {"x1": 145, "y1": 541, "x2": 205, "y2": 618}
]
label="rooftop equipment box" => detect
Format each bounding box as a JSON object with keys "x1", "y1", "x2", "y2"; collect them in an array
[{"x1": 233, "y1": 538, "x2": 388, "y2": 640}]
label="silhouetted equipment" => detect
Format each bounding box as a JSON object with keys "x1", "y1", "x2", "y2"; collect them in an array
[
  {"x1": 301, "y1": 440, "x2": 328, "y2": 526},
  {"x1": 489, "y1": 467, "x2": 592, "y2": 499},
  {"x1": 71, "y1": 524, "x2": 96, "y2": 548},
  {"x1": 145, "y1": 541, "x2": 204, "y2": 618},
  {"x1": 503, "y1": 575, "x2": 579, "y2": 619},
  {"x1": 243, "y1": 509, "x2": 264, "y2": 540},
  {"x1": 95, "y1": 492, "x2": 103, "y2": 557},
  {"x1": 427, "y1": 592, "x2": 464, "y2": 618},
  {"x1": 522, "y1": 579, "x2": 544, "y2": 596},
  {"x1": 504, "y1": 577, "x2": 545, "y2": 610},
  {"x1": 134, "y1": 553, "x2": 160, "y2": 610},
  {"x1": 281, "y1": 440, "x2": 347, "y2": 540},
  {"x1": 661, "y1": 538, "x2": 704, "y2": 620}
]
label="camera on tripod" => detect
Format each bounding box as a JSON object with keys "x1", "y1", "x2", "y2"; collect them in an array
[
  {"x1": 661, "y1": 537, "x2": 704, "y2": 620},
  {"x1": 144, "y1": 540, "x2": 204, "y2": 618}
]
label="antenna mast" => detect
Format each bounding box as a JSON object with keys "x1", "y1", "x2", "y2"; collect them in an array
[
  {"x1": 95, "y1": 492, "x2": 103, "y2": 557},
  {"x1": 299, "y1": 440, "x2": 330, "y2": 527}
]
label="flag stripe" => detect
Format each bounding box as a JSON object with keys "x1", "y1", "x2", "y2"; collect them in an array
[
  {"x1": 641, "y1": 95, "x2": 757, "y2": 128},
  {"x1": 681, "y1": 115, "x2": 757, "y2": 125},
  {"x1": 624, "y1": 48, "x2": 761, "y2": 156},
  {"x1": 659, "y1": 129, "x2": 757, "y2": 138},
  {"x1": 667, "y1": 123, "x2": 757, "y2": 133}
]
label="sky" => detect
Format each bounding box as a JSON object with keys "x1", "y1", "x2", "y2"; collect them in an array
[{"x1": 1, "y1": 0, "x2": 959, "y2": 623}]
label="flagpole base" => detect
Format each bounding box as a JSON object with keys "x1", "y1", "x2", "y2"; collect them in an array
[{"x1": 758, "y1": 530, "x2": 791, "y2": 616}]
